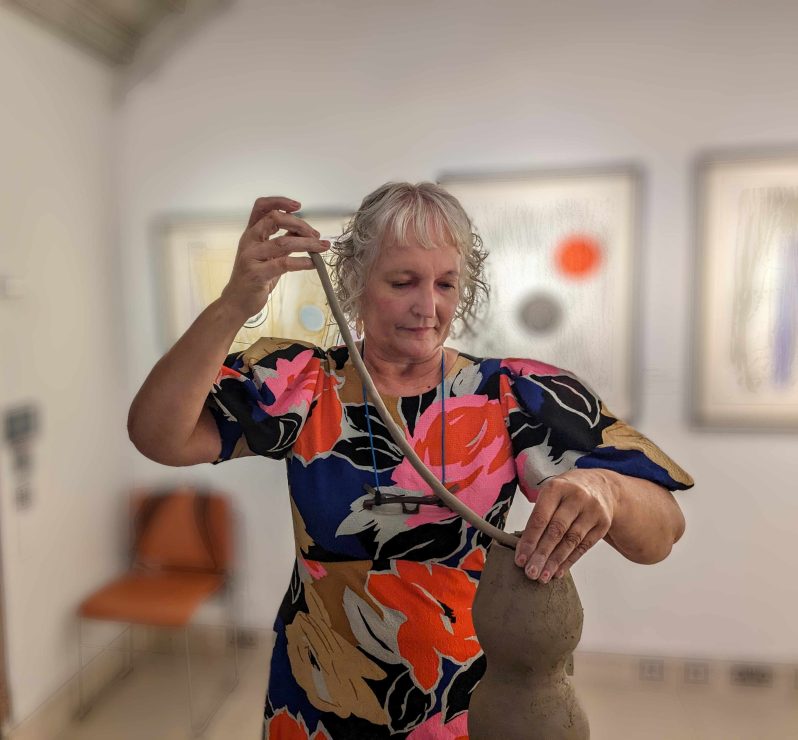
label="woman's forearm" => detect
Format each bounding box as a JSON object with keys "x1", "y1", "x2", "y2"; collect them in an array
[
  {"x1": 600, "y1": 469, "x2": 686, "y2": 564},
  {"x1": 127, "y1": 297, "x2": 248, "y2": 464}
]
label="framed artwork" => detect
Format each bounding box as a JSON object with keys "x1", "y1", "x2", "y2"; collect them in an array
[
  {"x1": 439, "y1": 166, "x2": 641, "y2": 421},
  {"x1": 156, "y1": 211, "x2": 351, "y2": 354},
  {"x1": 693, "y1": 148, "x2": 798, "y2": 429}
]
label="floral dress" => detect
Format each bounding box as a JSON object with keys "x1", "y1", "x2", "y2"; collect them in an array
[{"x1": 206, "y1": 338, "x2": 693, "y2": 739}]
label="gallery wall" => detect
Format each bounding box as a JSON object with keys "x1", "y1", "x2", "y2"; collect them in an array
[
  {"x1": 0, "y1": 4, "x2": 128, "y2": 724},
  {"x1": 117, "y1": 0, "x2": 798, "y2": 661}
]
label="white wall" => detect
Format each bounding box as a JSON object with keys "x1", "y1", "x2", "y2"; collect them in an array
[
  {"x1": 118, "y1": 0, "x2": 798, "y2": 662},
  {"x1": 0, "y1": 5, "x2": 129, "y2": 725}
]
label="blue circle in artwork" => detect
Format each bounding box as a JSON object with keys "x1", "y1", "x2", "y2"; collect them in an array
[{"x1": 299, "y1": 304, "x2": 325, "y2": 332}]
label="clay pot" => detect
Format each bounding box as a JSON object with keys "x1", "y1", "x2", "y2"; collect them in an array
[{"x1": 469, "y1": 540, "x2": 589, "y2": 740}]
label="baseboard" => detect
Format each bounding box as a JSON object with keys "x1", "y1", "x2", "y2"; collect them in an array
[{"x1": 573, "y1": 650, "x2": 798, "y2": 693}]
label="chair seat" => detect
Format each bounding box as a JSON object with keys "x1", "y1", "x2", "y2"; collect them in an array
[{"x1": 79, "y1": 570, "x2": 225, "y2": 627}]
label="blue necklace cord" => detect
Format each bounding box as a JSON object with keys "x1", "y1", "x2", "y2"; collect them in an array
[
  {"x1": 361, "y1": 341, "x2": 447, "y2": 497},
  {"x1": 440, "y1": 351, "x2": 446, "y2": 485}
]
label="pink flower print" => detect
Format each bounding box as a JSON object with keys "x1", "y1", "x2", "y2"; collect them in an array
[
  {"x1": 391, "y1": 396, "x2": 515, "y2": 526},
  {"x1": 500, "y1": 357, "x2": 565, "y2": 377},
  {"x1": 258, "y1": 349, "x2": 317, "y2": 417}
]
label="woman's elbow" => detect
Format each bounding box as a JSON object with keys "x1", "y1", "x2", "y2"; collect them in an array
[
  {"x1": 640, "y1": 501, "x2": 686, "y2": 565},
  {"x1": 127, "y1": 408, "x2": 176, "y2": 465}
]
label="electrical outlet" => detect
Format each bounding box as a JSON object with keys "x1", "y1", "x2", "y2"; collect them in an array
[
  {"x1": 639, "y1": 658, "x2": 665, "y2": 682},
  {"x1": 235, "y1": 629, "x2": 258, "y2": 648},
  {"x1": 684, "y1": 660, "x2": 710, "y2": 684},
  {"x1": 15, "y1": 483, "x2": 32, "y2": 510},
  {"x1": 730, "y1": 663, "x2": 773, "y2": 687}
]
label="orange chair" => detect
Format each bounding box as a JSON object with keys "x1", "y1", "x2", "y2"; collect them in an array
[{"x1": 77, "y1": 487, "x2": 239, "y2": 735}]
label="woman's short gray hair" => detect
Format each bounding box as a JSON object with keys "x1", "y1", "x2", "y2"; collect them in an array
[{"x1": 329, "y1": 182, "x2": 488, "y2": 335}]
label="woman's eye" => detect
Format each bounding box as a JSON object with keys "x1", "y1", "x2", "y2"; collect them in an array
[{"x1": 391, "y1": 282, "x2": 410, "y2": 288}]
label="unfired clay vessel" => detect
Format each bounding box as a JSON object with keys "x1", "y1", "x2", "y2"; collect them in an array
[{"x1": 469, "y1": 540, "x2": 589, "y2": 740}]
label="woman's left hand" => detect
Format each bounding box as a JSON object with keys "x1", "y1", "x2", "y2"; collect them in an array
[{"x1": 514, "y1": 469, "x2": 617, "y2": 582}]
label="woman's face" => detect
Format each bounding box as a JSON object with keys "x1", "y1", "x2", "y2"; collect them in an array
[{"x1": 360, "y1": 227, "x2": 461, "y2": 363}]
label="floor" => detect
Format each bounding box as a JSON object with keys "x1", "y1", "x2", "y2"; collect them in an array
[{"x1": 42, "y1": 636, "x2": 798, "y2": 740}]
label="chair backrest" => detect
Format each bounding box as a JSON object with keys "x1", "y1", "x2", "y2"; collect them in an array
[{"x1": 131, "y1": 487, "x2": 232, "y2": 575}]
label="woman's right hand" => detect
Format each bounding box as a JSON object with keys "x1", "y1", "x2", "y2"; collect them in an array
[{"x1": 219, "y1": 196, "x2": 330, "y2": 321}]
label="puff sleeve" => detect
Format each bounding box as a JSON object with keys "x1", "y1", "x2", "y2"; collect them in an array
[
  {"x1": 205, "y1": 338, "x2": 326, "y2": 463},
  {"x1": 498, "y1": 358, "x2": 694, "y2": 501}
]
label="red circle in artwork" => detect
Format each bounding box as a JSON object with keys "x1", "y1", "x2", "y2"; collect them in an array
[{"x1": 554, "y1": 234, "x2": 603, "y2": 278}]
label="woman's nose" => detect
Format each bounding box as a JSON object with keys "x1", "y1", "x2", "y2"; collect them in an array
[{"x1": 412, "y1": 284, "x2": 436, "y2": 318}]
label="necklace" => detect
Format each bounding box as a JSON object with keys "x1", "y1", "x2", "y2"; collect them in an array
[{"x1": 360, "y1": 341, "x2": 452, "y2": 513}]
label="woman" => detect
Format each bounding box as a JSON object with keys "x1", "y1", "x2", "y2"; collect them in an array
[{"x1": 128, "y1": 183, "x2": 693, "y2": 739}]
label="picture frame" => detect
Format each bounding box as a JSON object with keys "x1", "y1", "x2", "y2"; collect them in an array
[
  {"x1": 154, "y1": 210, "x2": 352, "y2": 355},
  {"x1": 439, "y1": 165, "x2": 641, "y2": 421},
  {"x1": 692, "y1": 147, "x2": 798, "y2": 429}
]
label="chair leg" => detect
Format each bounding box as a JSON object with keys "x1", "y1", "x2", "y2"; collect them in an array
[
  {"x1": 184, "y1": 614, "x2": 242, "y2": 737},
  {"x1": 227, "y1": 585, "x2": 239, "y2": 690},
  {"x1": 122, "y1": 625, "x2": 134, "y2": 677},
  {"x1": 184, "y1": 626, "x2": 199, "y2": 734},
  {"x1": 76, "y1": 621, "x2": 135, "y2": 720},
  {"x1": 77, "y1": 618, "x2": 87, "y2": 719}
]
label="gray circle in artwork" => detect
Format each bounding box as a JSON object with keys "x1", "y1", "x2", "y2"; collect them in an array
[
  {"x1": 518, "y1": 292, "x2": 563, "y2": 334},
  {"x1": 299, "y1": 304, "x2": 326, "y2": 332},
  {"x1": 244, "y1": 303, "x2": 268, "y2": 328}
]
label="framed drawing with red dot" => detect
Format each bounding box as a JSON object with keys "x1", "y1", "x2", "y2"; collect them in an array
[
  {"x1": 154, "y1": 210, "x2": 352, "y2": 354},
  {"x1": 692, "y1": 148, "x2": 798, "y2": 430},
  {"x1": 439, "y1": 165, "x2": 641, "y2": 421}
]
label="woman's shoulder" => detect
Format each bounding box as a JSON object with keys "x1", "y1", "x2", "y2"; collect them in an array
[
  {"x1": 237, "y1": 337, "x2": 326, "y2": 373},
  {"x1": 454, "y1": 352, "x2": 572, "y2": 380}
]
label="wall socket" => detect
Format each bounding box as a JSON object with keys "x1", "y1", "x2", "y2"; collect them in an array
[
  {"x1": 684, "y1": 661, "x2": 710, "y2": 684},
  {"x1": 639, "y1": 658, "x2": 665, "y2": 682},
  {"x1": 730, "y1": 663, "x2": 773, "y2": 687}
]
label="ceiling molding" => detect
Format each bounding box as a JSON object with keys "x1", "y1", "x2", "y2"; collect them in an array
[{"x1": 5, "y1": 0, "x2": 198, "y2": 65}]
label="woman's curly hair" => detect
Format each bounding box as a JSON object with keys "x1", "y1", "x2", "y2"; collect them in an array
[{"x1": 328, "y1": 182, "x2": 489, "y2": 336}]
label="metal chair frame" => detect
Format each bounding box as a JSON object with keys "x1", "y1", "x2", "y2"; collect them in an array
[
  {"x1": 76, "y1": 489, "x2": 239, "y2": 736},
  {"x1": 76, "y1": 581, "x2": 239, "y2": 736}
]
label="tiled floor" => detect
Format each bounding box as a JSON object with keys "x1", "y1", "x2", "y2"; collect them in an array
[{"x1": 39, "y1": 636, "x2": 798, "y2": 740}]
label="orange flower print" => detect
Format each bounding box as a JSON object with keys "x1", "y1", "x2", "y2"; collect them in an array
[
  {"x1": 213, "y1": 364, "x2": 242, "y2": 385},
  {"x1": 293, "y1": 371, "x2": 343, "y2": 461},
  {"x1": 392, "y1": 396, "x2": 515, "y2": 525},
  {"x1": 367, "y1": 562, "x2": 480, "y2": 692},
  {"x1": 458, "y1": 547, "x2": 486, "y2": 572}
]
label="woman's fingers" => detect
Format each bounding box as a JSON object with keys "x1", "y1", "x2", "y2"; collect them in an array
[
  {"x1": 514, "y1": 473, "x2": 614, "y2": 582},
  {"x1": 247, "y1": 235, "x2": 330, "y2": 262},
  {"x1": 517, "y1": 500, "x2": 580, "y2": 581},
  {"x1": 245, "y1": 196, "x2": 302, "y2": 229},
  {"x1": 554, "y1": 525, "x2": 606, "y2": 578},
  {"x1": 259, "y1": 255, "x2": 316, "y2": 274},
  {"x1": 240, "y1": 254, "x2": 318, "y2": 288},
  {"x1": 220, "y1": 197, "x2": 327, "y2": 320},
  {"x1": 249, "y1": 209, "x2": 319, "y2": 243},
  {"x1": 538, "y1": 516, "x2": 604, "y2": 583},
  {"x1": 514, "y1": 485, "x2": 563, "y2": 563}
]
